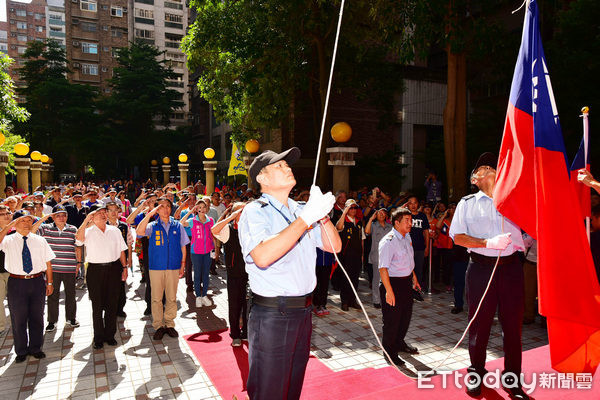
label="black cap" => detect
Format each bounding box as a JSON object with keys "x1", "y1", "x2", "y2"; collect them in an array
[
  {"x1": 52, "y1": 204, "x2": 67, "y2": 214},
  {"x1": 472, "y1": 152, "x2": 498, "y2": 173},
  {"x1": 89, "y1": 203, "x2": 106, "y2": 212},
  {"x1": 248, "y1": 147, "x2": 301, "y2": 187},
  {"x1": 12, "y1": 210, "x2": 35, "y2": 221}
]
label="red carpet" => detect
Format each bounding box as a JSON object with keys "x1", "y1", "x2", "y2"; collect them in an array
[{"x1": 185, "y1": 330, "x2": 599, "y2": 399}]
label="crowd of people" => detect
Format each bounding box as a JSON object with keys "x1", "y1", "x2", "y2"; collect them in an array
[{"x1": 0, "y1": 154, "x2": 598, "y2": 400}]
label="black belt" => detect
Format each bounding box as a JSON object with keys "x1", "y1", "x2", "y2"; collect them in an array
[
  {"x1": 252, "y1": 293, "x2": 312, "y2": 309},
  {"x1": 88, "y1": 261, "x2": 120, "y2": 267},
  {"x1": 470, "y1": 252, "x2": 519, "y2": 267}
]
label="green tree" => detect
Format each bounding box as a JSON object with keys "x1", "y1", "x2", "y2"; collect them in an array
[
  {"x1": 183, "y1": 0, "x2": 414, "y2": 185},
  {"x1": 15, "y1": 40, "x2": 100, "y2": 174},
  {"x1": 100, "y1": 41, "x2": 184, "y2": 170}
]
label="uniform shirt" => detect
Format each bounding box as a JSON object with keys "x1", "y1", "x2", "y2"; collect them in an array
[
  {"x1": 38, "y1": 223, "x2": 78, "y2": 273},
  {"x1": 76, "y1": 224, "x2": 128, "y2": 263},
  {"x1": 238, "y1": 193, "x2": 324, "y2": 297},
  {"x1": 449, "y1": 190, "x2": 525, "y2": 257},
  {"x1": 368, "y1": 222, "x2": 392, "y2": 265},
  {"x1": 0, "y1": 232, "x2": 55, "y2": 275},
  {"x1": 378, "y1": 228, "x2": 415, "y2": 277}
]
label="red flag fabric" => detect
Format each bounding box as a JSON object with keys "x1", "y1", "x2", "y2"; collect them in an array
[{"x1": 493, "y1": 0, "x2": 600, "y2": 374}]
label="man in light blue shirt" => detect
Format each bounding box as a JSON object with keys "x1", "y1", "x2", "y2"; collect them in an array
[
  {"x1": 448, "y1": 152, "x2": 529, "y2": 400},
  {"x1": 378, "y1": 207, "x2": 421, "y2": 367},
  {"x1": 239, "y1": 147, "x2": 341, "y2": 400}
]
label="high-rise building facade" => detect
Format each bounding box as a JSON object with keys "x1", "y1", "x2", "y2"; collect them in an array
[
  {"x1": 130, "y1": 0, "x2": 189, "y2": 125},
  {"x1": 65, "y1": 0, "x2": 129, "y2": 92},
  {"x1": 46, "y1": 0, "x2": 66, "y2": 48}
]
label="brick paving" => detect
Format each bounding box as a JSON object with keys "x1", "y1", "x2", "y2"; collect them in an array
[{"x1": 0, "y1": 259, "x2": 548, "y2": 399}]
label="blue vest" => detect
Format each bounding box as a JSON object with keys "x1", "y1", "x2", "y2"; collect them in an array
[{"x1": 148, "y1": 218, "x2": 183, "y2": 270}]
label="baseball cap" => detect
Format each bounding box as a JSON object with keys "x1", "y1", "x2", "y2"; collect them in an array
[
  {"x1": 89, "y1": 203, "x2": 106, "y2": 212},
  {"x1": 472, "y1": 152, "x2": 498, "y2": 173},
  {"x1": 52, "y1": 205, "x2": 67, "y2": 214},
  {"x1": 345, "y1": 199, "x2": 358, "y2": 208},
  {"x1": 248, "y1": 147, "x2": 301, "y2": 187},
  {"x1": 12, "y1": 210, "x2": 35, "y2": 221}
]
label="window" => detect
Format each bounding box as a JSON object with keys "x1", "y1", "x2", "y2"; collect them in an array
[
  {"x1": 17, "y1": 46, "x2": 27, "y2": 54},
  {"x1": 166, "y1": 52, "x2": 184, "y2": 60},
  {"x1": 17, "y1": 34, "x2": 27, "y2": 42},
  {"x1": 136, "y1": 8, "x2": 154, "y2": 18},
  {"x1": 164, "y1": 2, "x2": 182, "y2": 10},
  {"x1": 104, "y1": 88, "x2": 111, "y2": 93},
  {"x1": 81, "y1": 42, "x2": 98, "y2": 54},
  {"x1": 80, "y1": 0, "x2": 97, "y2": 12},
  {"x1": 102, "y1": 25, "x2": 109, "y2": 31},
  {"x1": 16, "y1": 9, "x2": 26, "y2": 17},
  {"x1": 103, "y1": 46, "x2": 109, "y2": 52},
  {"x1": 16, "y1": 22, "x2": 27, "y2": 29},
  {"x1": 81, "y1": 63, "x2": 98, "y2": 75},
  {"x1": 111, "y1": 47, "x2": 120, "y2": 57},
  {"x1": 0, "y1": 31, "x2": 6, "y2": 40},
  {"x1": 81, "y1": 22, "x2": 97, "y2": 32},
  {"x1": 164, "y1": 13, "x2": 182, "y2": 23},
  {"x1": 101, "y1": 66, "x2": 108, "y2": 72},
  {"x1": 135, "y1": 29, "x2": 154, "y2": 39},
  {"x1": 0, "y1": 44, "x2": 8, "y2": 53},
  {"x1": 166, "y1": 60, "x2": 184, "y2": 69},
  {"x1": 36, "y1": 26, "x2": 44, "y2": 32},
  {"x1": 111, "y1": 6, "x2": 123, "y2": 17},
  {"x1": 34, "y1": 13, "x2": 44, "y2": 20},
  {"x1": 111, "y1": 28, "x2": 125, "y2": 38},
  {"x1": 49, "y1": 13, "x2": 62, "y2": 20},
  {"x1": 101, "y1": 5, "x2": 108, "y2": 10}
]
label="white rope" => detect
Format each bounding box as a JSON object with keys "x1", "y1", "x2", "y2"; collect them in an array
[
  {"x1": 312, "y1": 0, "x2": 346, "y2": 186},
  {"x1": 309, "y1": 0, "x2": 505, "y2": 381}
]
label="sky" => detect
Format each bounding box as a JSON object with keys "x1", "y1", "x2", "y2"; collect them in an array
[{"x1": 1, "y1": 0, "x2": 34, "y2": 22}]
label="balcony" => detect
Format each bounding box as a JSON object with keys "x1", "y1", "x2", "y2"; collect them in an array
[
  {"x1": 165, "y1": 22, "x2": 183, "y2": 29},
  {"x1": 135, "y1": 17, "x2": 154, "y2": 25},
  {"x1": 49, "y1": 18, "x2": 65, "y2": 26},
  {"x1": 49, "y1": 31, "x2": 66, "y2": 38},
  {"x1": 164, "y1": 2, "x2": 183, "y2": 10},
  {"x1": 135, "y1": 38, "x2": 155, "y2": 45},
  {"x1": 134, "y1": 0, "x2": 154, "y2": 4},
  {"x1": 165, "y1": 41, "x2": 180, "y2": 49}
]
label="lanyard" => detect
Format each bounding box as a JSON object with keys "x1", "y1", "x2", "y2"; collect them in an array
[{"x1": 267, "y1": 200, "x2": 296, "y2": 225}]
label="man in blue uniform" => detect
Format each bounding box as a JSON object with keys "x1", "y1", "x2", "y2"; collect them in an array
[
  {"x1": 378, "y1": 207, "x2": 421, "y2": 366},
  {"x1": 239, "y1": 147, "x2": 342, "y2": 400},
  {"x1": 449, "y1": 152, "x2": 529, "y2": 400}
]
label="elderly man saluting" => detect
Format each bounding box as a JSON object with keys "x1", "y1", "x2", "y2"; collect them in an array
[
  {"x1": 239, "y1": 147, "x2": 342, "y2": 400},
  {"x1": 0, "y1": 210, "x2": 55, "y2": 363}
]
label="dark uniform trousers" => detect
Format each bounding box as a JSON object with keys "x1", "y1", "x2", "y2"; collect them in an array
[
  {"x1": 379, "y1": 276, "x2": 413, "y2": 356},
  {"x1": 7, "y1": 275, "x2": 46, "y2": 356},
  {"x1": 47, "y1": 272, "x2": 77, "y2": 323},
  {"x1": 247, "y1": 303, "x2": 312, "y2": 400},
  {"x1": 466, "y1": 256, "x2": 524, "y2": 376},
  {"x1": 340, "y1": 251, "x2": 362, "y2": 306},
  {"x1": 313, "y1": 264, "x2": 332, "y2": 308},
  {"x1": 87, "y1": 261, "x2": 122, "y2": 343},
  {"x1": 226, "y1": 275, "x2": 248, "y2": 340}
]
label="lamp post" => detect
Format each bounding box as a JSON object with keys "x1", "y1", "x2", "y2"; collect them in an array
[
  {"x1": 0, "y1": 133, "x2": 7, "y2": 195},
  {"x1": 244, "y1": 139, "x2": 259, "y2": 190},
  {"x1": 327, "y1": 122, "x2": 357, "y2": 193},
  {"x1": 14, "y1": 143, "x2": 30, "y2": 193},
  {"x1": 40, "y1": 154, "x2": 49, "y2": 185},
  {"x1": 30, "y1": 151, "x2": 42, "y2": 190},
  {"x1": 178, "y1": 153, "x2": 189, "y2": 189},
  {"x1": 162, "y1": 157, "x2": 171, "y2": 186},
  {"x1": 203, "y1": 148, "x2": 217, "y2": 194},
  {"x1": 150, "y1": 160, "x2": 159, "y2": 182}
]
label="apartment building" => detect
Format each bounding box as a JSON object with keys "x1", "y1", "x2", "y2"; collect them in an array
[
  {"x1": 46, "y1": 0, "x2": 66, "y2": 48},
  {"x1": 65, "y1": 0, "x2": 129, "y2": 92},
  {"x1": 0, "y1": 21, "x2": 8, "y2": 55},
  {"x1": 130, "y1": 0, "x2": 189, "y2": 125}
]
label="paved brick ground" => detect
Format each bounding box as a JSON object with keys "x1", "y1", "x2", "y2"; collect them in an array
[{"x1": 0, "y1": 259, "x2": 548, "y2": 399}]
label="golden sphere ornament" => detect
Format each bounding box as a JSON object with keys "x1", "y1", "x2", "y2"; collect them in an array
[
  {"x1": 204, "y1": 148, "x2": 215, "y2": 159},
  {"x1": 14, "y1": 143, "x2": 29, "y2": 156},
  {"x1": 331, "y1": 122, "x2": 352, "y2": 143},
  {"x1": 245, "y1": 139, "x2": 259, "y2": 154}
]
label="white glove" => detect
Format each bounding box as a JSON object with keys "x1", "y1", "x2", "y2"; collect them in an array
[
  {"x1": 298, "y1": 185, "x2": 335, "y2": 227},
  {"x1": 485, "y1": 233, "x2": 512, "y2": 250}
]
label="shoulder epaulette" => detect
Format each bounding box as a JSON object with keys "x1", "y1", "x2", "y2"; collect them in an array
[
  {"x1": 461, "y1": 194, "x2": 475, "y2": 201},
  {"x1": 253, "y1": 199, "x2": 268, "y2": 207}
]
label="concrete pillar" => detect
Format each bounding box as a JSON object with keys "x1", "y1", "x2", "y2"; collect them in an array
[
  {"x1": 327, "y1": 147, "x2": 358, "y2": 194},
  {"x1": 162, "y1": 165, "x2": 171, "y2": 186},
  {"x1": 15, "y1": 157, "x2": 30, "y2": 193},
  {"x1": 243, "y1": 156, "x2": 255, "y2": 191},
  {"x1": 30, "y1": 161, "x2": 42, "y2": 191},
  {"x1": 0, "y1": 151, "x2": 8, "y2": 195},
  {"x1": 203, "y1": 160, "x2": 217, "y2": 195},
  {"x1": 41, "y1": 164, "x2": 48, "y2": 185},
  {"x1": 151, "y1": 166, "x2": 159, "y2": 182},
  {"x1": 178, "y1": 163, "x2": 189, "y2": 189}
]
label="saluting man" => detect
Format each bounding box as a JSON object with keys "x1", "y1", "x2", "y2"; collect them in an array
[
  {"x1": 449, "y1": 152, "x2": 529, "y2": 400},
  {"x1": 239, "y1": 147, "x2": 341, "y2": 400}
]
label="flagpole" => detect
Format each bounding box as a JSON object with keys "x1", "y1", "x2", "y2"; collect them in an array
[{"x1": 582, "y1": 106, "x2": 590, "y2": 242}]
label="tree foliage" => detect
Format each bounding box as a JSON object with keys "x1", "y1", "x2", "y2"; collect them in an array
[{"x1": 0, "y1": 54, "x2": 29, "y2": 137}]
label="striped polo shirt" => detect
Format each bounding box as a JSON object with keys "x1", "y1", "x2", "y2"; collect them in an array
[{"x1": 38, "y1": 223, "x2": 78, "y2": 273}]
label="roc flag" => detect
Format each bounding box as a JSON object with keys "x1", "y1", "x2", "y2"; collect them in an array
[
  {"x1": 494, "y1": 0, "x2": 600, "y2": 374},
  {"x1": 227, "y1": 143, "x2": 247, "y2": 177},
  {"x1": 569, "y1": 138, "x2": 591, "y2": 219}
]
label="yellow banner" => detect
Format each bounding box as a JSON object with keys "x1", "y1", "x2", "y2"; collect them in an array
[{"x1": 227, "y1": 142, "x2": 247, "y2": 176}]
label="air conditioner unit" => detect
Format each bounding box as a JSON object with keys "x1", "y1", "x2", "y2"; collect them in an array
[
  {"x1": 72, "y1": 19, "x2": 79, "y2": 24},
  {"x1": 73, "y1": 41, "x2": 80, "y2": 46},
  {"x1": 71, "y1": 0, "x2": 78, "y2": 3},
  {"x1": 10, "y1": 45, "x2": 16, "y2": 49},
  {"x1": 9, "y1": 8, "x2": 14, "y2": 12},
  {"x1": 73, "y1": 62, "x2": 80, "y2": 68},
  {"x1": 123, "y1": 7, "x2": 127, "y2": 12}
]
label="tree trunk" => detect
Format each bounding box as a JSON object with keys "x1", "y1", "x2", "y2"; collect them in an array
[{"x1": 443, "y1": 49, "x2": 467, "y2": 201}]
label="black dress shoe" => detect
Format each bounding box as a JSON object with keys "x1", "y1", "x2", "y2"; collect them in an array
[
  {"x1": 451, "y1": 307, "x2": 463, "y2": 314},
  {"x1": 105, "y1": 338, "x2": 118, "y2": 346},
  {"x1": 373, "y1": 303, "x2": 381, "y2": 309},
  {"x1": 466, "y1": 374, "x2": 482, "y2": 397},
  {"x1": 349, "y1": 302, "x2": 361, "y2": 310},
  {"x1": 93, "y1": 342, "x2": 104, "y2": 350},
  {"x1": 341, "y1": 304, "x2": 349, "y2": 311},
  {"x1": 165, "y1": 327, "x2": 179, "y2": 338},
  {"x1": 387, "y1": 355, "x2": 405, "y2": 367},
  {"x1": 15, "y1": 354, "x2": 27, "y2": 363},
  {"x1": 31, "y1": 351, "x2": 46, "y2": 359},
  {"x1": 153, "y1": 327, "x2": 166, "y2": 341},
  {"x1": 398, "y1": 344, "x2": 418, "y2": 354},
  {"x1": 503, "y1": 385, "x2": 530, "y2": 400},
  {"x1": 116, "y1": 311, "x2": 127, "y2": 318},
  {"x1": 144, "y1": 308, "x2": 152, "y2": 316}
]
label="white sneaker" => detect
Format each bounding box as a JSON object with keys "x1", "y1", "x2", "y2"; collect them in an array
[
  {"x1": 195, "y1": 297, "x2": 202, "y2": 308},
  {"x1": 232, "y1": 338, "x2": 242, "y2": 347},
  {"x1": 201, "y1": 296, "x2": 212, "y2": 307}
]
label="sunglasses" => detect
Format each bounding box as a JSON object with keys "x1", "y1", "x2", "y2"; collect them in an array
[{"x1": 349, "y1": 206, "x2": 359, "y2": 210}]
